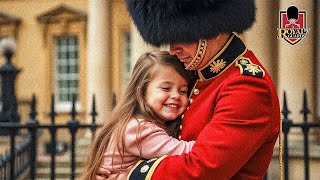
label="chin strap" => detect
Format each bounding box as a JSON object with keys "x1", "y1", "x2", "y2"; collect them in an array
[{"x1": 185, "y1": 39, "x2": 207, "y2": 70}]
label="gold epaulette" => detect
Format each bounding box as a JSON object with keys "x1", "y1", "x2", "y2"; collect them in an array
[{"x1": 235, "y1": 58, "x2": 265, "y2": 78}]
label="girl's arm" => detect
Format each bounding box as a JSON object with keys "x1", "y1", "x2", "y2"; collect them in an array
[{"x1": 125, "y1": 119, "x2": 195, "y2": 159}]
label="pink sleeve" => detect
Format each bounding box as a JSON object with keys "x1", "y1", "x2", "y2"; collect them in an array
[{"x1": 125, "y1": 119, "x2": 195, "y2": 159}]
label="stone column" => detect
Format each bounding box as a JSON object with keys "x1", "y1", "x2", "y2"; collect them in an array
[
  {"x1": 244, "y1": 0, "x2": 279, "y2": 80},
  {"x1": 277, "y1": 5, "x2": 318, "y2": 176},
  {"x1": 87, "y1": 0, "x2": 112, "y2": 123},
  {"x1": 278, "y1": 0, "x2": 315, "y2": 123},
  {"x1": 130, "y1": 22, "x2": 158, "y2": 71}
]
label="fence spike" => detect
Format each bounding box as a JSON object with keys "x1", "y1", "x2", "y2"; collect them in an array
[
  {"x1": 67, "y1": 95, "x2": 79, "y2": 180},
  {"x1": 71, "y1": 94, "x2": 77, "y2": 120},
  {"x1": 50, "y1": 94, "x2": 56, "y2": 124},
  {"x1": 29, "y1": 94, "x2": 37, "y2": 120},
  {"x1": 300, "y1": 90, "x2": 310, "y2": 122},
  {"x1": 91, "y1": 94, "x2": 98, "y2": 124},
  {"x1": 281, "y1": 91, "x2": 290, "y2": 119}
]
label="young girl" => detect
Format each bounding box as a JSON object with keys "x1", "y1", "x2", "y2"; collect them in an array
[{"x1": 82, "y1": 51, "x2": 196, "y2": 180}]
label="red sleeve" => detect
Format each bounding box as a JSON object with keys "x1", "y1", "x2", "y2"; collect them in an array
[{"x1": 149, "y1": 76, "x2": 279, "y2": 179}]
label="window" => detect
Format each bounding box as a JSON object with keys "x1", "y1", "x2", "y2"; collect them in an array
[{"x1": 53, "y1": 36, "x2": 79, "y2": 111}]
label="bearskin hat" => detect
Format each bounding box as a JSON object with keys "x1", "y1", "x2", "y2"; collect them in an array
[{"x1": 125, "y1": 0, "x2": 256, "y2": 47}]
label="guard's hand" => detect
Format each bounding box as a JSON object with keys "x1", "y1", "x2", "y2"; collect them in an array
[
  {"x1": 95, "y1": 174, "x2": 107, "y2": 180},
  {"x1": 96, "y1": 167, "x2": 112, "y2": 180}
]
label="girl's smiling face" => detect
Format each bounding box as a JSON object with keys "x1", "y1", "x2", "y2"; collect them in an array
[{"x1": 145, "y1": 65, "x2": 189, "y2": 121}]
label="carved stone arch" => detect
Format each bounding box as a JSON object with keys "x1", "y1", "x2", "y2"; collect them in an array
[
  {"x1": 0, "y1": 12, "x2": 21, "y2": 39},
  {"x1": 36, "y1": 4, "x2": 87, "y2": 45}
]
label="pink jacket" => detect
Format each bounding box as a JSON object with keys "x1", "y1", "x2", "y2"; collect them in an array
[{"x1": 100, "y1": 118, "x2": 195, "y2": 179}]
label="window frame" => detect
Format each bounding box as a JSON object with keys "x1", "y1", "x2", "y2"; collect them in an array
[{"x1": 53, "y1": 35, "x2": 80, "y2": 112}]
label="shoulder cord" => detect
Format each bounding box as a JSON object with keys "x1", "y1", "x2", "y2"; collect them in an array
[{"x1": 279, "y1": 116, "x2": 283, "y2": 180}]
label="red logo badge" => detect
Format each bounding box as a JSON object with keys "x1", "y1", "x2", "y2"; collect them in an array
[{"x1": 277, "y1": 6, "x2": 309, "y2": 45}]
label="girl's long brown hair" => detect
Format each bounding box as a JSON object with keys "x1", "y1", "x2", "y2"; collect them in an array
[{"x1": 81, "y1": 51, "x2": 195, "y2": 180}]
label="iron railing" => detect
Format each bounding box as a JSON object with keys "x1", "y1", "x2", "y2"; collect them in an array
[
  {"x1": 0, "y1": 133, "x2": 32, "y2": 179},
  {"x1": 0, "y1": 94, "x2": 99, "y2": 180},
  {"x1": 281, "y1": 90, "x2": 320, "y2": 180}
]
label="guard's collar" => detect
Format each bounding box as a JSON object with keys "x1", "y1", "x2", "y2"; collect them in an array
[{"x1": 197, "y1": 34, "x2": 247, "y2": 81}]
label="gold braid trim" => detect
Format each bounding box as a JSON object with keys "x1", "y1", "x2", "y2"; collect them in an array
[
  {"x1": 279, "y1": 115, "x2": 283, "y2": 180},
  {"x1": 185, "y1": 39, "x2": 207, "y2": 70}
]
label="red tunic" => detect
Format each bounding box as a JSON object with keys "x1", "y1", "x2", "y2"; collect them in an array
[{"x1": 128, "y1": 34, "x2": 280, "y2": 180}]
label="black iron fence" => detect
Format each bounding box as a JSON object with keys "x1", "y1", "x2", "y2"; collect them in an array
[
  {"x1": 0, "y1": 98, "x2": 31, "y2": 123},
  {"x1": 0, "y1": 94, "x2": 99, "y2": 180},
  {"x1": 0, "y1": 132, "x2": 32, "y2": 179},
  {"x1": 280, "y1": 90, "x2": 320, "y2": 180},
  {"x1": 0, "y1": 91, "x2": 320, "y2": 180}
]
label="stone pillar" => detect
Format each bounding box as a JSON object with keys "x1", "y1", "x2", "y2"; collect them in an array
[
  {"x1": 130, "y1": 22, "x2": 158, "y2": 71},
  {"x1": 278, "y1": 0, "x2": 315, "y2": 123},
  {"x1": 87, "y1": 0, "x2": 112, "y2": 123},
  {"x1": 244, "y1": 0, "x2": 279, "y2": 80},
  {"x1": 276, "y1": 3, "x2": 318, "y2": 180}
]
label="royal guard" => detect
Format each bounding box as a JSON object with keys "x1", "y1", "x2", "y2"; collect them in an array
[{"x1": 123, "y1": 0, "x2": 281, "y2": 179}]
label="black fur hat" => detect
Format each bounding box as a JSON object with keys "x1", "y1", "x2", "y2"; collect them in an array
[{"x1": 125, "y1": 0, "x2": 256, "y2": 47}]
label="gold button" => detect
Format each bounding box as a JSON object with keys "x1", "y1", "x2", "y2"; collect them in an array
[
  {"x1": 178, "y1": 135, "x2": 181, "y2": 139},
  {"x1": 140, "y1": 165, "x2": 150, "y2": 173},
  {"x1": 179, "y1": 125, "x2": 183, "y2": 130},
  {"x1": 189, "y1": 99, "x2": 193, "y2": 104},
  {"x1": 193, "y1": 89, "x2": 199, "y2": 95},
  {"x1": 181, "y1": 114, "x2": 184, "y2": 118}
]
